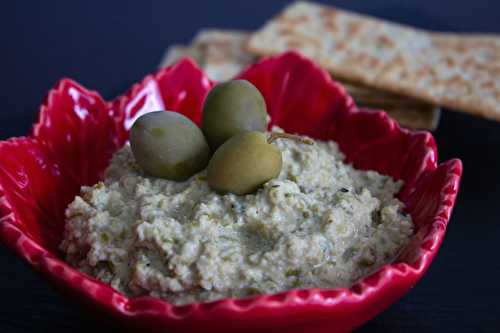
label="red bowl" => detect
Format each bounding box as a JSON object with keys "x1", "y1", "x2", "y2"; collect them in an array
[{"x1": 0, "y1": 52, "x2": 462, "y2": 332}]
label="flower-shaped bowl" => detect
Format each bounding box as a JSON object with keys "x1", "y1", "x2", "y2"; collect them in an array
[{"x1": 0, "y1": 51, "x2": 462, "y2": 332}]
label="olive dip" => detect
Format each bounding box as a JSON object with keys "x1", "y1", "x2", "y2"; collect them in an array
[{"x1": 60, "y1": 130, "x2": 413, "y2": 305}]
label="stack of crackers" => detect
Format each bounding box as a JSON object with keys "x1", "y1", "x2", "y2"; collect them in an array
[{"x1": 160, "y1": 1, "x2": 500, "y2": 131}]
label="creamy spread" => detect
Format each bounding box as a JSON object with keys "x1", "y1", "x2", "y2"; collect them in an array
[{"x1": 61, "y1": 131, "x2": 413, "y2": 305}]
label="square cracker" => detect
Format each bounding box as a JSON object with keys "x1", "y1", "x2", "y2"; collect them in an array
[
  {"x1": 247, "y1": 1, "x2": 500, "y2": 122},
  {"x1": 160, "y1": 29, "x2": 440, "y2": 130}
]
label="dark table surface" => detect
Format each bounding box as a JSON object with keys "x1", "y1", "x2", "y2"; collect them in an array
[{"x1": 2, "y1": 1, "x2": 500, "y2": 332}]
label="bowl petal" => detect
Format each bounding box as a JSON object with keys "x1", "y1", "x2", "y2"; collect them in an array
[
  {"x1": 0, "y1": 138, "x2": 76, "y2": 250},
  {"x1": 33, "y1": 79, "x2": 121, "y2": 187},
  {"x1": 237, "y1": 51, "x2": 355, "y2": 140},
  {"x1": 110, "y1": 58, "x2": 213, "y2": 144}
]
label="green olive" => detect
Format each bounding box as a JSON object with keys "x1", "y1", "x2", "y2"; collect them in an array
[
  {"x1": 207, "y1": 131, "x2": 282, "y2": 195},
  {"x1": 130, "y1": 111, "x2": 210, "y2": 181},
  {"x1": 202, "y1": 80, "x2": 267, "y2": 150}
]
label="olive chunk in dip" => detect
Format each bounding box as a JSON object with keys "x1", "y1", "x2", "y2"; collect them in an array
[{"x1": 60, "y1": 129, "x2": 413, "y2": 305}]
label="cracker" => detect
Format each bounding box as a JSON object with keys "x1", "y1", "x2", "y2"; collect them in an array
[
  {"x1": 362, "y1": 106, "x2": 441, "y2": 131},
  {"x1": 159, "y1": 29, "x2": 440, "y2": 130},
  {"x1": 160, "y1": 29, "x2": 255, "y2": 81},
  {"x1": 247, "y1": 1, "x2": 500, "y2": 122}
]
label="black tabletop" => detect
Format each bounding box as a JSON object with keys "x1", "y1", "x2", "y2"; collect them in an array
[{"x1": 2, "y1": 1, "x2": 500, "y2": 332}]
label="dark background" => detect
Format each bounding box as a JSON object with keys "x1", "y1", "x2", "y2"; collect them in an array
[{"x1": 1, "y1": 1, "x2": 499, "y2": 332}]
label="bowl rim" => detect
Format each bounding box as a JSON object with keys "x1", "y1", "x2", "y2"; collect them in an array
[{"x1": 0, "y1": 51, "x2": 463, "y2": 328}]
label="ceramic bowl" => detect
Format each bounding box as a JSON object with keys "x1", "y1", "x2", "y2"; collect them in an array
[{"x1": 0, "y1": 52, "x2": 462, "y2": 332}]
